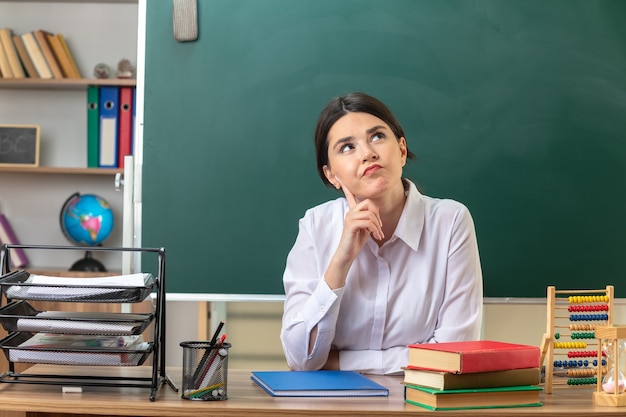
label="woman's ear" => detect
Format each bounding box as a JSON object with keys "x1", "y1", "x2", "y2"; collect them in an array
[
  {"x1": 323, "y1": 165, "x2": 341, "y2": 189},
  {"x1": 399, "y1": 137, "x2": 408, "y2": 167}
]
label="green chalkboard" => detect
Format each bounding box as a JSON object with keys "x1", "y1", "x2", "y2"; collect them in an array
[{"x1": 143, "y1": 0, "x2": 626, "y2": 297}]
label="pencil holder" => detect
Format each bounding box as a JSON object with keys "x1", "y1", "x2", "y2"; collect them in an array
[{"x1": 180, "y1": 341, "x2": 231, "y2": 400}]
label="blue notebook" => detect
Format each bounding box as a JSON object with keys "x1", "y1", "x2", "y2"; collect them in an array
[{"x1": 250, "y1": 370, "x2": 389, "y2": 397}]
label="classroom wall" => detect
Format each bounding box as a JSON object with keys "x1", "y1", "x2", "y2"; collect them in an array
[{"x1": 164, "y1": 300, "x2": 626, "y2": 370}]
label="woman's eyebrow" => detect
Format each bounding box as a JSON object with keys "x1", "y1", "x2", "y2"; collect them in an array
[
  {"x1": 331, "y1": 125, "x2": 387, "y2": 150},
  {"x1": 332, "y1": 136, "x2": 353, "y2": 151},
  {"x1": 366, "y1": 125, "x2": 386, "y2": 134}
]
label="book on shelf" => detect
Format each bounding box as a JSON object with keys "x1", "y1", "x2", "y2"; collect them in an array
[
  {"x1": 0, "y1": 28, "x2": 25, "y2": 78},
  {"x1": 402, "y1": 366, "x2": 541, "y2": 391},
  {"x1": 0, "y1": 34, "x2": 13, "y2": 78},
  {"x1": 21, "y1": 32, "x2": 52, "y2": 79},
  {"x1": 46, "y1": 32, "x2": 80, "y2": 79},
  {"x1": 404, "y1": 383, "x2": 542, "y2": 411},
  {"x1": 0, "y1": 214, "x2": 29, "y2": 268},
  {"x1": 407, "y1": 340, "x2": 540, "y2": 374},
  {"x1": 250, "y1": 370, "x2": 389, "y2": 397},
  {"x1": 33, "y1": 29, "x2": 64, "y2": 79},
  {"x1": 56, "y1": 33, "x2": 81, "y2": 78},
  {"x1": 11, "y1": 35, "x2": 38, "y2": 78}
]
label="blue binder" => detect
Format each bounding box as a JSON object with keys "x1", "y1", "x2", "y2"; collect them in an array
[{"x1": 98, "y1": 86, "x2": 120, "y2": 168}]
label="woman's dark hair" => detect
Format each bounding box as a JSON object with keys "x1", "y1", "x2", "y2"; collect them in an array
[{"x1": 314, "y1": 92, "x2": 415, "y2": 187}]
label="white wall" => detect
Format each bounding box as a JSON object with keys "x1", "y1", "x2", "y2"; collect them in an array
[{"x1": 164, "y1": 299, "x2": 626, "y2": 370}]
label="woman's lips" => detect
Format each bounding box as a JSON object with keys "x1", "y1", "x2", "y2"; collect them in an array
[{"x1": 363, "y1": 164, "x2": 381, "y2": 176}]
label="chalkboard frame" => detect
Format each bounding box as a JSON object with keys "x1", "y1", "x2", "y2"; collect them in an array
[{"x1": 0, "y1": 124, "x2": 40, "y2": 167}]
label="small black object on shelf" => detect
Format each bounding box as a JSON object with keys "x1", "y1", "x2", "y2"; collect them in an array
[{"x1": 70, "y1": 250, "x2": 106, "y2": 272}]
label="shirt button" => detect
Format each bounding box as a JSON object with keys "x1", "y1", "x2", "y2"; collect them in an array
[{"x1": 319, "y1": 305, "x2": 326, "y2": 311}]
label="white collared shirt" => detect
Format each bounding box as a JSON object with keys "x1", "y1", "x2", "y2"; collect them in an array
[{"x1": 280, "y1": 180, "x2": 483, "y2": 375}]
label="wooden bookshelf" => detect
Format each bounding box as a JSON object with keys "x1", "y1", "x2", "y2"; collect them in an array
[
  {"x1": 0, "y1": 166, "x2": 122, "y2": 175},
  {"x1": 0, "y1": 78, "x2": 136, "y2": 90}
]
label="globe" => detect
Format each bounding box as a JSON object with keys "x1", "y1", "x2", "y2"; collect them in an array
[{"x1": 60, "y1": 193, "x2": 114, "y2": 271}]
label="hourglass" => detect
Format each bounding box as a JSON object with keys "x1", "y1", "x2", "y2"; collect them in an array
[
  {"x1": 602, "y1": 339, "x2": 626, "y2": 393},
  {"x1": 594, "y1": 325, "x2": 626, "y2": 407}
]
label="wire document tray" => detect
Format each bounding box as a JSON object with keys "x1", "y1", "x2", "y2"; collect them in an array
[
  {"x1": 0, "y1": 300, "x2": 154, "y2": 335},
  {"x1": 0, "y1": 270, "x2": 155, "y2": 303},
  {"x1": 0, "y1": 244, "x2": 177, "y2": 401},
  {"x1": 0, "y1": 332, "x2": 153, "y2": 366}
]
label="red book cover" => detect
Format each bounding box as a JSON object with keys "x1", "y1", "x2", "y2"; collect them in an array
[
  {"x1": 117, "y1": 86, "x2": 134, "y2": 169},
  {"x1": 407, "y1": 340, "x2": 540, "y2": 374}
]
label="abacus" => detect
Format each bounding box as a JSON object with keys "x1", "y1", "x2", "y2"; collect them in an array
[{"x1": 542, "y1": 285, "x2": 614, "y2": 394}]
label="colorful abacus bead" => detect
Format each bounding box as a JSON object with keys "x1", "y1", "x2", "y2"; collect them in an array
[{"x1": 567, "y1": 377, "x2": 596, "y2": 385}]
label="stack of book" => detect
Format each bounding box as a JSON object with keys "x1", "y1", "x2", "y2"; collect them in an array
[
  {"x1": 403, "y1": 340, "x2": 543, "y2": 411},
  {"x1": 0, "y1": 27, "x2": 81, "y2": 80}
]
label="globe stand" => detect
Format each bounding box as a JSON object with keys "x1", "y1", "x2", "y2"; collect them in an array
[{"x1": 69, "y1": 251, "x2": 107, "y2": 272}]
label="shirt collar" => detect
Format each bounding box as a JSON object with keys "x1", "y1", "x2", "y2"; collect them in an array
[{"x1": 393, "y1": 179, "x2": 424, "y2": 251}]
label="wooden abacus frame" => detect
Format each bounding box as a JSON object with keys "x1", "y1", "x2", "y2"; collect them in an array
[{"x1": 542, "y1": 285, "x2": 614, "y2": 394}]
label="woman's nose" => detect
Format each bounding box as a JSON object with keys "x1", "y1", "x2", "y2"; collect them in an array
[{"x1": 362, "y1": 147, "x2": 378, "y2": 162}]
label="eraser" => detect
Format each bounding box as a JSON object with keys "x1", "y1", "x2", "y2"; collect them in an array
[
  {"x1": 173, "y1": 0, "x2": 198, "y2": 42},
  {"x1": 62, "y1": 386, "x2": 83, "y2": 393}
]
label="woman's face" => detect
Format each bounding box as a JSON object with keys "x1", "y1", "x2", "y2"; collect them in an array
[{"x1": 323, "y1": 112, "x2": 407, "y2": 201}]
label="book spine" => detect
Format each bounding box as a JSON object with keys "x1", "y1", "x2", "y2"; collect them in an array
[
  {"x1": 56, "y1": 33, "x2": 81, "y2": 78},
  {"x1": 21, "y1": 32, "x2": 52, "y2": 79},
  {"x1": 0, "y1": 214, "x2": 29, "y2": 268},
  {"x1": 33, "y1": 30, "x2": 64, "y2": 79},
  {"x1": 0, "y1": 35, "x2": 13, "y2": 78},
  {"x1": 0, "y1": 28, "x2": 25, "y2": 78},
  {"x1": 12, "y1": 35, "x2": 38, "y2": 78},
  {"x1": 46, "y1": 32, "x2": 76, "y2": 78},
  {"x1": 460, "y1": 348, "x2": 540, "y2": 373}
]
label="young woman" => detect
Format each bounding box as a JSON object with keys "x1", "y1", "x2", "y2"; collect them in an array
[{"x1": 280, "y1": 92, "x2": 483, "y2": 375}]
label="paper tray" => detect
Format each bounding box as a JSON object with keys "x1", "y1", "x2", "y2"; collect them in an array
[
  {"x1": 0, "y1": 270, "x2": 155, "y2": 303},
  {"x1": 0, "y1": 332, "x2": 153, "y2": 366},
  {"x1": 0, "y1": 301, "x2": 154, "y2": 335}
]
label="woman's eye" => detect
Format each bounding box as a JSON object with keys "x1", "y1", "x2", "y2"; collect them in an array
[
  {"x1": 371, "y1": 132, "x2": 386, "y2": 142},
  {"x1": 339, "y1": 144, "x2": 354, "y2": 153}
]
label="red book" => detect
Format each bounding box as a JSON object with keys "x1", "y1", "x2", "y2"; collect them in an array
[
  {"x1": 117, "y1": 86, "x2": 134, "y2": 169},
  {"x1": 407, "y1": 340, "x2": 540, "y2": 374}
]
